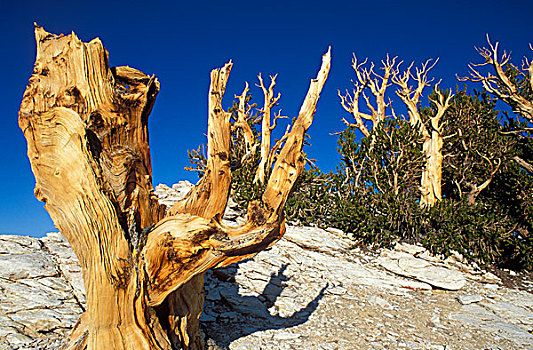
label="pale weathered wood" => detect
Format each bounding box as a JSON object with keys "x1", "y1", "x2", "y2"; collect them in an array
[
  {"x1": 460, "y1": 36, "x2": 533, "y2": 123},
  {"x1": 20, "y1": 25, "x2": 170, "y2": 350},
  {"x1": 394, "y1": 66, "x2": 453, "y2": 207},
  {"x1": 254, "y1": 73, "x2": 283, "y2": 184},
  {"x1": 140, "y1": 47, "x2": 331, "y2": 306},
  {"x1": 19, "y1": 26, "x2": 330, "y2": 350},
  {"x1": 234, "y1": 82, "x2": 259, "y2": 165},
  {"x1": 392, "y1": 60, "x2": 447, "y2": 206},
  {"x1": 165, "y1": 62, "x2": 233, "y2": 350},
  {"x1": 338, "y1": 54, "x2": 399, "y2": 137},
  {"x1": 514, "y1": 155, "x2": 533, "y2": 174},
  {"x1": 169, "y1": 62, "x2": 233, "y2": 218},
  {"x1": 263, "y1": 48, "x2": 331, "y2": 213},
  {"x1": 423, "y1": 86, "x2": 453, "y2": 206}
]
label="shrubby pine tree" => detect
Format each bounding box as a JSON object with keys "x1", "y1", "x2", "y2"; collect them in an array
[
  {"x1": 332, "y1": 40, "x2": 533, "y2": 269},
  {"x1": 330, "y1": 119, "x2": 425, "y2": 246},
  {"x1": 422, "y1": 88, "x2": 532, "y2": 268}
]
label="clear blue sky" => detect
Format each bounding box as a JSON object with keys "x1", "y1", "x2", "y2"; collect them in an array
[{"x1": 1, "y1": 0, "x2": 532, "y2": 236}]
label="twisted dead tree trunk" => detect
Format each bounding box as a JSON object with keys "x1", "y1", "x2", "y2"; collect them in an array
[{"x1": 19, "y1": 25, "x2": 330, "y2": 350}]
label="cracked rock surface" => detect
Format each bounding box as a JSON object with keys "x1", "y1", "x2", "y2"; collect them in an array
[
  {"x1": 201, "y1": 228, "x2": 533, "y2": 350},
  {"x1": 0, "y1": 234, "x2": 85, "y2": 350},
  {"x1": 1, "y1": 182, "x2": 532, "y2": 349}
]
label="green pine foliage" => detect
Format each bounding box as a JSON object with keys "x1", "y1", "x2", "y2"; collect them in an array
[
  {"x1": 284, "y1": 168, "x2": 334, "y2": 226},
  {"x1": 330, "y1": 88, "x2": 533, "y2": 270},
  {"x1": 329, "y1": 119, "x2": 425, "y2": 247}
]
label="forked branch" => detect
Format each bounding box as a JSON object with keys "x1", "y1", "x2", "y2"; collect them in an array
[
  {"x1": 393, "y1": 58, "x2": 438, "y2": 128},
  {"x1": 142, "y1": 47, "x2": 331, "y2": 308},
  {"x1": 459, "y1": 35, "x2": 533, "y2": 122},
  {"x1": 338, "y1": 54, "x2": 399, "y2": 137},
  {"x1": 234, "y1": 82, "x2": 258, "y2": 156},
  {"x1": 429, "y1": 82, "x2": 454, "y2": 133},
  {"x1": 465, "y1": 157, "x2": 502, "y2": 204},
  {"x1": 255, "y1": 74, "x2": 283, "y2": 184}
]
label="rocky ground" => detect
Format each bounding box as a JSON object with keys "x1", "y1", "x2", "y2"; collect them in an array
[{"x1": 1, "y1": 182, "x2": 532, "y2": 349}]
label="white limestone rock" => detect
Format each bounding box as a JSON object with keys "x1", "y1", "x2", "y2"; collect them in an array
[
  {"x1": 41, "y1": 232, "x2": 86, "y2": 307},
  {"x1": 8, "y1": 309, "x2": 64, "y2": 332},
  {"x1": 0, "y1": 252, "x2": 57, "y2": 280},
  {"x1": 450, "y1": 303, "x2": 533, "y2": 346},
  {"x1": 395, "y1": 242, "x2": 426, "y2": 256},
  {"x1": 456, "y1": 294, "x2": 484, "y2": 305},
  {"x1": 378, "y1": 250, "x2": 466, "y2": 290},
  {"x1": 1, "y1": 182, "x2": 532, "y2": 350}
]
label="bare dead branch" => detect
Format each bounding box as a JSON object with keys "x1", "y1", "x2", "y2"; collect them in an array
[
  {"x1": 513, "y1": 155, "x2": 533, "y2": 173},
  {"x1": 339, "y1": 53, "x2": 400, "y2": 137},
  {"x1": 234, "y1": 82, "x2": 257, "y2": 152},
  {"x1": 459, "y1": 35, "x2": 533, "y2": 122},
  {"x1": 143, "y1": 48, "x2": 331, "y2": 309},
  {"x1": 267, "y1": 124, "x2": 291, "y2": 169},
  {"x1": 393, "y1": 59, "x2": 438, "y2": 128},
  {"x1": 429, "y1": 82, "x2": 454, "y2": 133},
  {"x1": 254, "y1": 73, "x2": 282, "y2": 184},
  {"x1": 466, "y1": 157, "x2": 502, "y2": 204},
  {"x1": 169, "y1": 62, "x2": 233, "y2": 218},
  {"x1": 263, "y1": 47, "x2": 331, "y2": 212},
  {"x1": 270, "y1": 110, "x2": 288, "y2": 131}
]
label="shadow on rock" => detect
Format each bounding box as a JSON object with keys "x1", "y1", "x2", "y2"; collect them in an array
[{"x1": 202, "y1": 262, "x2": 327, "y2": 348}]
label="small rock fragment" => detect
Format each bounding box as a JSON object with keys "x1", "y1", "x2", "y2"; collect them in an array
[
  {"x1": 456, "y1": 294, "x2": 484, "y2": 305},
  {"x1": 367, "y1": 295, "x2": 393, "y2": 309}
]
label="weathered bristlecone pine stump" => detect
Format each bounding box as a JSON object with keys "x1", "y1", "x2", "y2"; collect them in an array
[{"x1": 18, "y1": 25, "x2": 330, "y2": 350}]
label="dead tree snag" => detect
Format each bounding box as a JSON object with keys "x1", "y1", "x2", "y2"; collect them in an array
[{"x1": 19, "y1": 25, "x2": 330, "y2": 350}]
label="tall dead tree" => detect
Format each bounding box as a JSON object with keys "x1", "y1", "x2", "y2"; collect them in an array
[
  {"x1": 19, "y1": 25, "x2": 330, "y2": 350},
  {"x1": 229, "y1": 73, "x2": 291, "y2": 185},
  {"x1": 232, "y1": 82, "x2": 259, "y2": 167},
  {"x1": 393, "y1": 62, "x2": 453, "y2": 207},
  {"x1": 339, "y1": 54, "x2": 452, "y2": 207}
]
